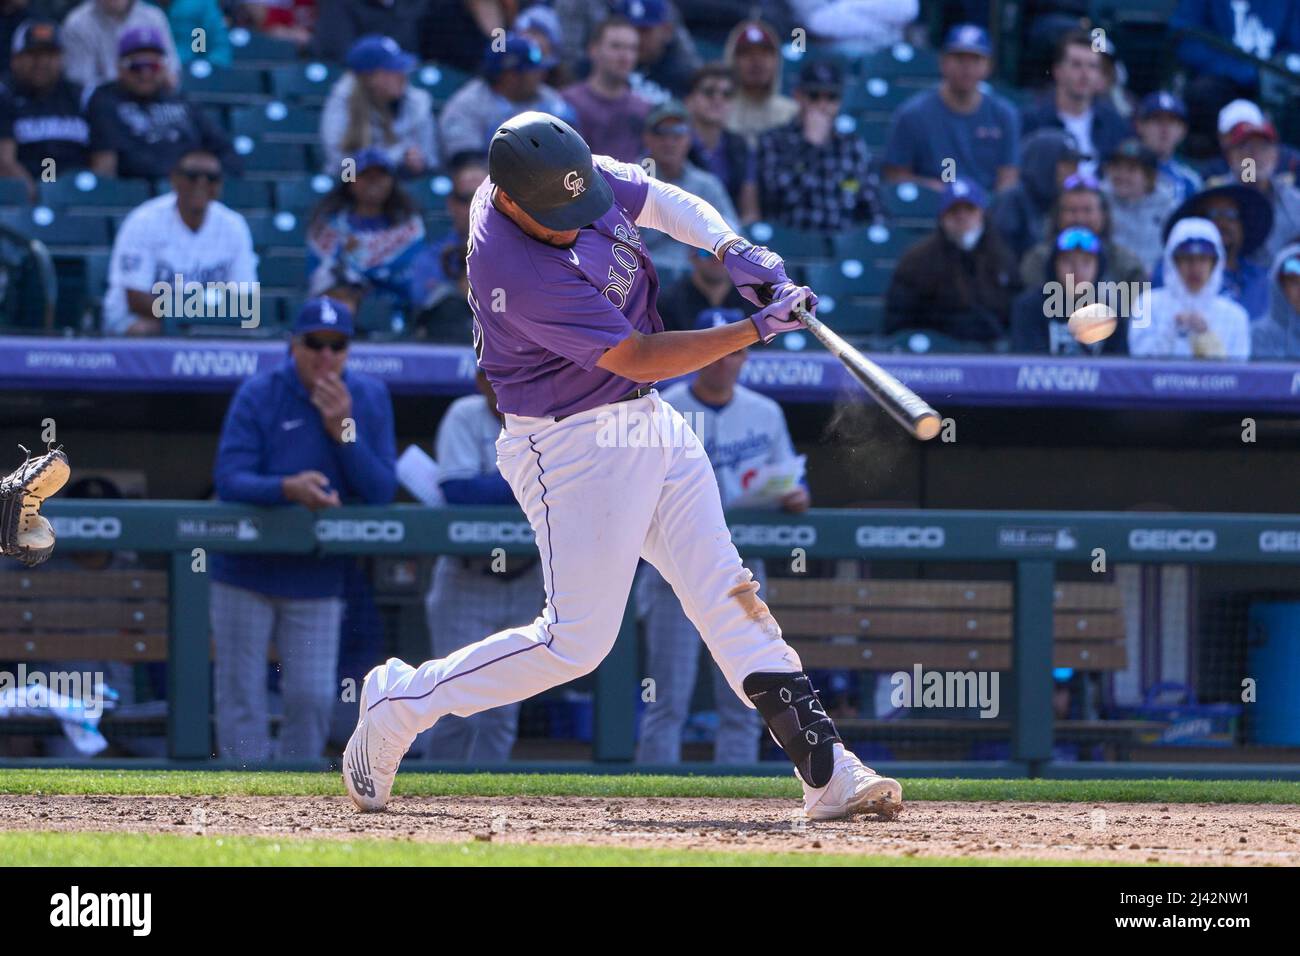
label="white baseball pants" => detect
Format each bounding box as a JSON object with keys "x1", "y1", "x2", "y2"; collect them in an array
[{"x1": 371, "y1": 390, "x2": 803, "y2": 741}]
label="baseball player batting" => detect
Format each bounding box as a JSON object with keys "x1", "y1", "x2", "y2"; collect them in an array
[{"x1": 343, "y1": 111, "x2": 903, "y2": 821}]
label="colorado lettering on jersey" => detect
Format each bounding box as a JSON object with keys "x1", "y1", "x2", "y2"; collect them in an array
[
  {"x1": 602, "y1": 220, "x2": 643, "y2": 309},
  {"x1": 12, "y1": 115, "x2": 89, "y2": 146}
]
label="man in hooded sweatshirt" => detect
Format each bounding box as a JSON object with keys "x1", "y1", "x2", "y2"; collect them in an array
[
  {"x1": 1129, "y1": 217, "x2": 1251, "y2": 360},
  {"x1": 1252, "y1": 243, "x2": 1300, "y2": 358},
  {"x1": 989, "y1": 128, "x2": 1081, "y2": 258}
]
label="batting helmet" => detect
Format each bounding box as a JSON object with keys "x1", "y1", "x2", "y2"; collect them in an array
[{"x1": 488, "y1": 111, "x2": 614, "y2": 231}]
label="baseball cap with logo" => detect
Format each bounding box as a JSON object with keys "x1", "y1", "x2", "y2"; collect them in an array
[
  {"x1": 295, "y1": 297, "x2": 355, "y2": 337},
  {"x1": 942, "y1": 23, "x2": 992, "y2": 56},
  {"x1": 482, "y1": 34, "x2": 554, "y2": 77},
  {"x1": 1104, "y1": 138, "x2": 1158, "y2": 172},
  {"x1": 733, "y1": 21, "x2": 777, "y2": 52},
  {"x1": 11, "y1": 19, "x2": 61, "y2": 55},
  {"x1": 693, "y1": 307, "x2": 745, "y2": 330},
  {"x1": 1137, "y1": 91, "x2": 1187, "y2": 122},
  {"x1": 345, "y1": 35, "x2": 416, "y2": 74},
  {"x1": 489, "y1": 110, "x2": 613, "y2": 231},
  {"x1": 939, "y1": 178, "x2": 987, "y2": 215},
  {"x1": 353, "y1": 147, "x2": 396, "y2": 174},
  {"x1": 118, "y1": 25, "x2": 167, "y2": 58},
  {"x1": 798, "y1": 60, "x2": 843, "y2": 93},
  {"x1": 614, "y1": 0, "x2": 668, "y2": 27}
]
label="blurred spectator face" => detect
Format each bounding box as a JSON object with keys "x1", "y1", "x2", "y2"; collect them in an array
[
  {"x1": 939, "y1": 51, "x2": 989, "y2": 96},
  {"x1": 11, "y1": 48, "x2": 61, "y2": 92},
  {"x1": 291, "y1": 330, "x2": 350, "y2": 389},
  {"x1": 1104, "y1": 157, "x2": 1149, "y2": 201},
  {"x1": 795, "y1": 85, "x2": 841, "y2": 121},
  {"x1": 349, "y1": 166, "x2": 394, "y2": 211},
  {"x1": 637, "y1": 22, "x2": 673, "y2": 63},
  {"x1": 692, "y1": 246, "x2": 727, "y2": 282},
  {"x1": 98, "y1": 0, "x2": 132, "y2": 15},
  {"x1": 734, "y1": 45, "x2": 777, "y2": 94},
  {"x1": 589, "y1": 23, "x2": 639, "y2": 84},
  {"x1": 1199, "y1": 196, "x2": 1243, "y2": 259},
  {"x1": 1058, "y1": 188, "x2": 1105, "y2": 235},
  {"x1": 360, "y1": 68, "x2": 406, "y2": 103},
  {"x1": 695, "y1": 347, "x2": 747, "y2": 391},
  {"x1": 1055, "y1": 248, "x2": 1099, "y2": 285},
  {"x1": 119, "y1": 50, "x2": 165, "y2": 97},
  {"x1": 939, "y1": 201, "x2": 983, "y2": 247},
  {"x1": 645, "y1": 118, "x2": 690, "y2": 174},
  {"x1": 1173, "y1": 251, "x2": 1215, "y2": 293},
  {"x1": 1280, "y1": 269, "x2": 1300, "y2": 313},
  {"x1": 1054, "y1": 42, "x2": 1100, "y2": 100},
  {"x1": 1136, "y1": 113, "x2": 1186, "y2": 160},
  {"x1": 448, "y1": 163, "x2": 486, "y2": 236},
  {"x1": 1226, "y1": 134, "x2": 1278, "y2": 183},
  {"x1": 686, "y1": 73, "x2": 735, "y2": 127},
  {"x1": 170, "y1": 151, "x2": 223, "y2": 215},
  {"x1": 498, "y1": 67, "x2": 544, "y2": 102}
]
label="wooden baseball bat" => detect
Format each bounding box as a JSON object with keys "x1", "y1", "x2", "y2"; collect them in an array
[{"x1": 796, "y1": 307, "x2": 942, "y2": 441}]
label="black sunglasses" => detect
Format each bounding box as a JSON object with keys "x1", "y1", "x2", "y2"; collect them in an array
[
  {"x1": 177, "y1": 169, "x2": 222, "y2": 183},
  {"x1": 301, "y1": 335, "x2": 349, "y2": 352}
]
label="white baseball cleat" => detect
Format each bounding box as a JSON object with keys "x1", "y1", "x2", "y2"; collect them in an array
[
  {"x1": 343, "y1": 659, "x2": 415, "y2": 812},
  {"x1": 802, "y1": 747, "x2": 903, "y2": 821}
]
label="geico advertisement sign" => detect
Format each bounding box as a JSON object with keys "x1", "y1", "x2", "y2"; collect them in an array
[
  {"x1": 50, "y1": 515, "x2": 122, "y2": 539},
  {"x1": 1259, "y1": 530, "x2": 1300, "y2": 553},
  {"x1": 1127, "y1": 528, "x2": 1217, "y2": 552},
  {"x1": 315, "y1": 519, "x2": 405, "y2": 542},
  {"x1": 730, "y1": 524, "x2": 817, "y2": 547},
  {"x1": 448, "y1": 521, "x2": 535, "y2": 544},
  {"x1": 855, "y1": 525, "x2": 946, "y2": 549}
]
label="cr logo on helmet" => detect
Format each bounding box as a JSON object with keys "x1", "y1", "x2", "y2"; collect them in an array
[{"x1": 564, "y1": 170, "x2": 585, "y2": 197}]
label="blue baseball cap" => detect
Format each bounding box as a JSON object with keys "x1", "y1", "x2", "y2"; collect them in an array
[
  {"x1": 942, "y1": 23, "x2": 991, "y2": 57},
  {"x1": 1173, "y1": 237, "x2": 1218, "y2": 259},
  {"x1": 1137, "y1": 91, "x2": 1187, "y2": 122},
  {"x1": 346, "y1": 35, "x2": 416, "y2": 73},
  {"x1": 295, "y1": 297, "x2": 355, "y2": 337},
  {"x1": 614, "y1": 0, "x2": 668, "y2": 27},
  {"x1": 353, "y1": 147, "x2": 395, "y2": 174},
  {"x1": 693, "y1": 307, "x2": 745, "y2": 331},
  {"x1": 939, "y1": 178, "x2": 986, "y2": 215},
  {"x1": 482, "y1": 34, "x2": 553, "y2": 77}
]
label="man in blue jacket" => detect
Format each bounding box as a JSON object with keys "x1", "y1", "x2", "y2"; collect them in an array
[{"x1": 210, "y1": 297, "x2": 397, "y2": 762}]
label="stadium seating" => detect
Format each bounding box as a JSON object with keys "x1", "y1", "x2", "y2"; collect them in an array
[
  {"x1": 0, "y1": 207, "x2": 110, "y2": 248},
  {"x1": 268, "y1": 62, "x2": 341, "y2": 104},
  {"x1": 0, "y1": 178, "x2": 29, "y2": 208},
  {"x1": 227, "y1": 26, "x2": 300, "y2": 65},
  {"x1": 41, "y1": 174, "x2": 150, "y2": 212},
  {"x1": 182, "y1": 58, "x2": 267, "y2": 105},
  {"x1": 409, "y1": 63, "x2": 472, "y2": 106},
  {"x1": 230, "y1": 102, "x2": 322, "y2": 144}
]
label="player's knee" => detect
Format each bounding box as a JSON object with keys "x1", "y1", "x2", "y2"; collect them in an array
[{"x1": 548, "y1": 624, "x2": 619, "y2": 678}]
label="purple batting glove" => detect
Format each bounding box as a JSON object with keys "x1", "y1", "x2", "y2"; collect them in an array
[
  {"x1": 750, "y1": 284, "x2": 815, "y2": 344},
  {"x1": 719, "y1": 237, "x2": 792, "y2": 307}
]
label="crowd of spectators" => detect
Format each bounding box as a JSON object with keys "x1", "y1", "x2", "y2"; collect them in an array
[{"x1": 0, "y1": 1, "x2": 1294, "y2": 359}]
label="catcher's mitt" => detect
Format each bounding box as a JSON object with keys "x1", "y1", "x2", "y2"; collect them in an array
[{"x1": 0, "y1": 444, "x2": 69, "y2": 567}]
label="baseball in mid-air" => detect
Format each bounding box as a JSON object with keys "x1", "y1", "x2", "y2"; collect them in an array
[{"x1": 1067, "y1": 302, "x2": 1118, "y2": 344}]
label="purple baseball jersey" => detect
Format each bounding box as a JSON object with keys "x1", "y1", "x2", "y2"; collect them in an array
[{"x1": 466, "y1": 155, "x2": 665, "y2": 419}]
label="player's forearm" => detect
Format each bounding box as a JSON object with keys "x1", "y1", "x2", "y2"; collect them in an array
[
  {"x1": 636, "y1": 177, "x2": 738, "y2": 255},
  {"x1": 598, "y1": 324, "x2": 758, "y2": 381}
]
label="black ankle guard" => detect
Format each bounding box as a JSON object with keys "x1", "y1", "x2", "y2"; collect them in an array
[{"x1": 743, "y1": 672, "x2": 841, "y2": 788}]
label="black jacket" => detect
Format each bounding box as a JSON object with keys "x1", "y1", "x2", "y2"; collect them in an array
[{"x1": 885, "y1": 228, "x2": 1020, "y2": 343}]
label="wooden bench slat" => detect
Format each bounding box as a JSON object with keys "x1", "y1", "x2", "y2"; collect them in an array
[
  {"x1": 0, "y1": 634, "x2": 167, "y2": 661},
  {"x1": 0, "y1": 601, "x2": 168, "y2": 630},
  {"x1": 789, "y1": 639, "x2": 1126, "y2": 671},
  {"x1": 3, "y1": 570, "x2": 167, "y2": 599},
  {"x1": 775, "y1": 608, "x2": 1125, "y2": 639}
]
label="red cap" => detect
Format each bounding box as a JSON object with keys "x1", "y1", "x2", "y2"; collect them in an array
[
  {"x1": 1224, "y1": 121, "x2": 1277, "y2": 148},
  {"x1": 734, "y1": 22, "x2": 776, "y2": 51}
]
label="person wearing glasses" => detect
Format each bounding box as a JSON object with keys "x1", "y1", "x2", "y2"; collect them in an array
[
  {"x1": 684, "y1": 63, "x2": 757, "y2": 223},
  {"x1": 755, "y1": 60, "x2": 879, "y2": 233},
  {"x1": 62, "y1": 0, "x2": 180, "y2": 91},
  {"x1": 86, "y1": 25, "x2": 235, "y2": 180},
  {"x1": 1129, "y1": 217, "x2": 1250, "y2": 360},
  {"x1": 1016, "y1": 173, "x2": 1148, "y2": 291},
  {"x1": 210, "y1": 296, "x2": 397, "y2": 762},
  {"x1": 1253, "y1": 243, "x2": 1300, "y2": 359},
  {"x1": 102, "y1": 147, "x2": 256, "y2": 335},
  {"x1": 1011, "y1": 226, "x2": 1128, "y2": 356},
  {"x1": 882, "y1": 24, "x2": 1020, "y2": 195},
  {"x1": 1157, "y1": 184, "x2": 1273, "y2": 323},
  {"x1": 305, "y1": 146, "x2": 426, "y2": 326},
  {"x1": 560, "y1": 16, "x2": 651, "y2": 164}
]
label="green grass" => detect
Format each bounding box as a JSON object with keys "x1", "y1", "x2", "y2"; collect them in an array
[
  {"x1": 0, "y1": 769, "x2": 1297, "y2": 804},
  {"x1": 0, "y1": 831, "x2": 1139, "y2": 867}
]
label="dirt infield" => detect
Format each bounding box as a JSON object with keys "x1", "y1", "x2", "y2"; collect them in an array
[{"x1": 2, "y1": 794, "x2": 1297, "y2": 864}]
